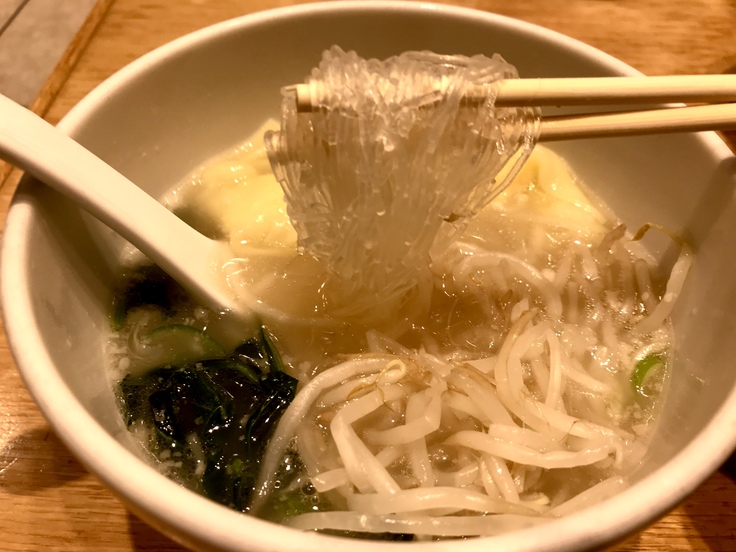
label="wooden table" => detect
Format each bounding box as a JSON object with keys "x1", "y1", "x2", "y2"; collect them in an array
[{"x1": 1, "y1": 0, "x2": 735, "y2": 549}]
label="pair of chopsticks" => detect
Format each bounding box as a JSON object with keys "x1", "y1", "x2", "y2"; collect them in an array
[{"x1": 291, "y1": 75, "x2": 736, "y2": 141}]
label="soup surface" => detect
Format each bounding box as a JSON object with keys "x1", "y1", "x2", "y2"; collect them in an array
[{"x1": 107, "y1": 118, "x2": 688, "y2": 538}]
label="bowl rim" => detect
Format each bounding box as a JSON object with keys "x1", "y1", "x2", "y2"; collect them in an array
[{"x1": 3, "y1": 1, "x2": 736, "y2": 551}]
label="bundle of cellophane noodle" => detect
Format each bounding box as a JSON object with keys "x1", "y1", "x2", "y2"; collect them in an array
[{"x1": 265, "y1": 46, "x2": 540, "y2": 319}]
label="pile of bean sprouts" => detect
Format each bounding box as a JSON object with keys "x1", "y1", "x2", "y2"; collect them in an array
[{"x1": 251, "y1": 213, "x2": 692, "y2": 537}]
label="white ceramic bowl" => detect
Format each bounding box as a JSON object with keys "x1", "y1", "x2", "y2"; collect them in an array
[{"x1": 3, "y1": 2, "x2": 736, "y2": 550}]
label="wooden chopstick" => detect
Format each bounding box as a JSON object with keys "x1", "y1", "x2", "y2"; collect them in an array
[
  {"x1": 291, "y1": 75, "x2": 736, "y2": 140},
  {"x1": 293, "y1": 75, "x2": 736, "y2": 109},
  {"x1": 491, "y1": 75, "x2": 736, "y2": 106},
  {"x1": 539, "y1": 103, "x2": 736, "y2": 141}
]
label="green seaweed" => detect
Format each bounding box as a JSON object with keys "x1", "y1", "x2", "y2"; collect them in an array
[
  {"x1": 120, "y1": 327, "x2": 297, "y2": 511},
  {"x1": 111, "y1": 265, "x2": 187, "y2": 329}
]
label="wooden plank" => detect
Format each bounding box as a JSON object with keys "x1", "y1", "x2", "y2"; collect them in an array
[
  {"x1": 0, "y1": 0, "x2": 98, "y2": 106},
  {"x1": 0, "y1": 0, "x2": 28, "y2": 32},
  {"x1": 0, "y1": 0, "x2": 114, "y2": 189}
]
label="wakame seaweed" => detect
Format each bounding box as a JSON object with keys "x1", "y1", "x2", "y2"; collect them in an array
[
  {"x1": 120, "y1": 328, "x2": 297, "y2": 511},
  {"x1": 111, "y1": 265, "x2": 187, "y2": 329}
]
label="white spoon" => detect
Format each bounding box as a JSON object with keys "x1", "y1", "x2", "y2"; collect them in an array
[{"x1": 0, "y1": 93, "x2": 239, "y2": 316}]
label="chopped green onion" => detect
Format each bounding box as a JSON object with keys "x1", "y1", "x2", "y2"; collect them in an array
[{"x1": 631, "y1": 354, "x2": 664, "y2": 395}]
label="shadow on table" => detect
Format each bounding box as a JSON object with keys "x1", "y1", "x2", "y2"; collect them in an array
[
  {"x1": 0, "y1": 425, "x2": 86, "y2": 493},
  {"x1": 674, "y1": 452, "x2": 736, "y2": 549},
  {"x1": 719, "y1": 450, "x2": 736, "y2": 482},
  {"x1": 127, "y1": 512, "x2": 189, "y2": 551},
  {"x1": 600, "y1": 452, "x2": 736, "y2": 551},
  {"x1": 611, "y1": 533, "x2": 647, "y2": 551}
]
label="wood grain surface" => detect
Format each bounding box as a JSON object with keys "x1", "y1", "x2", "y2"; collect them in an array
[{"x1": 1, "y1": 0, "x2": 736, "y2": 550}]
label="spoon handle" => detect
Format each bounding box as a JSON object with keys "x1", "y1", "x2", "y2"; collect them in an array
[{"x1": 0, "y1": 93, "x2": 237, "y2": 315}]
